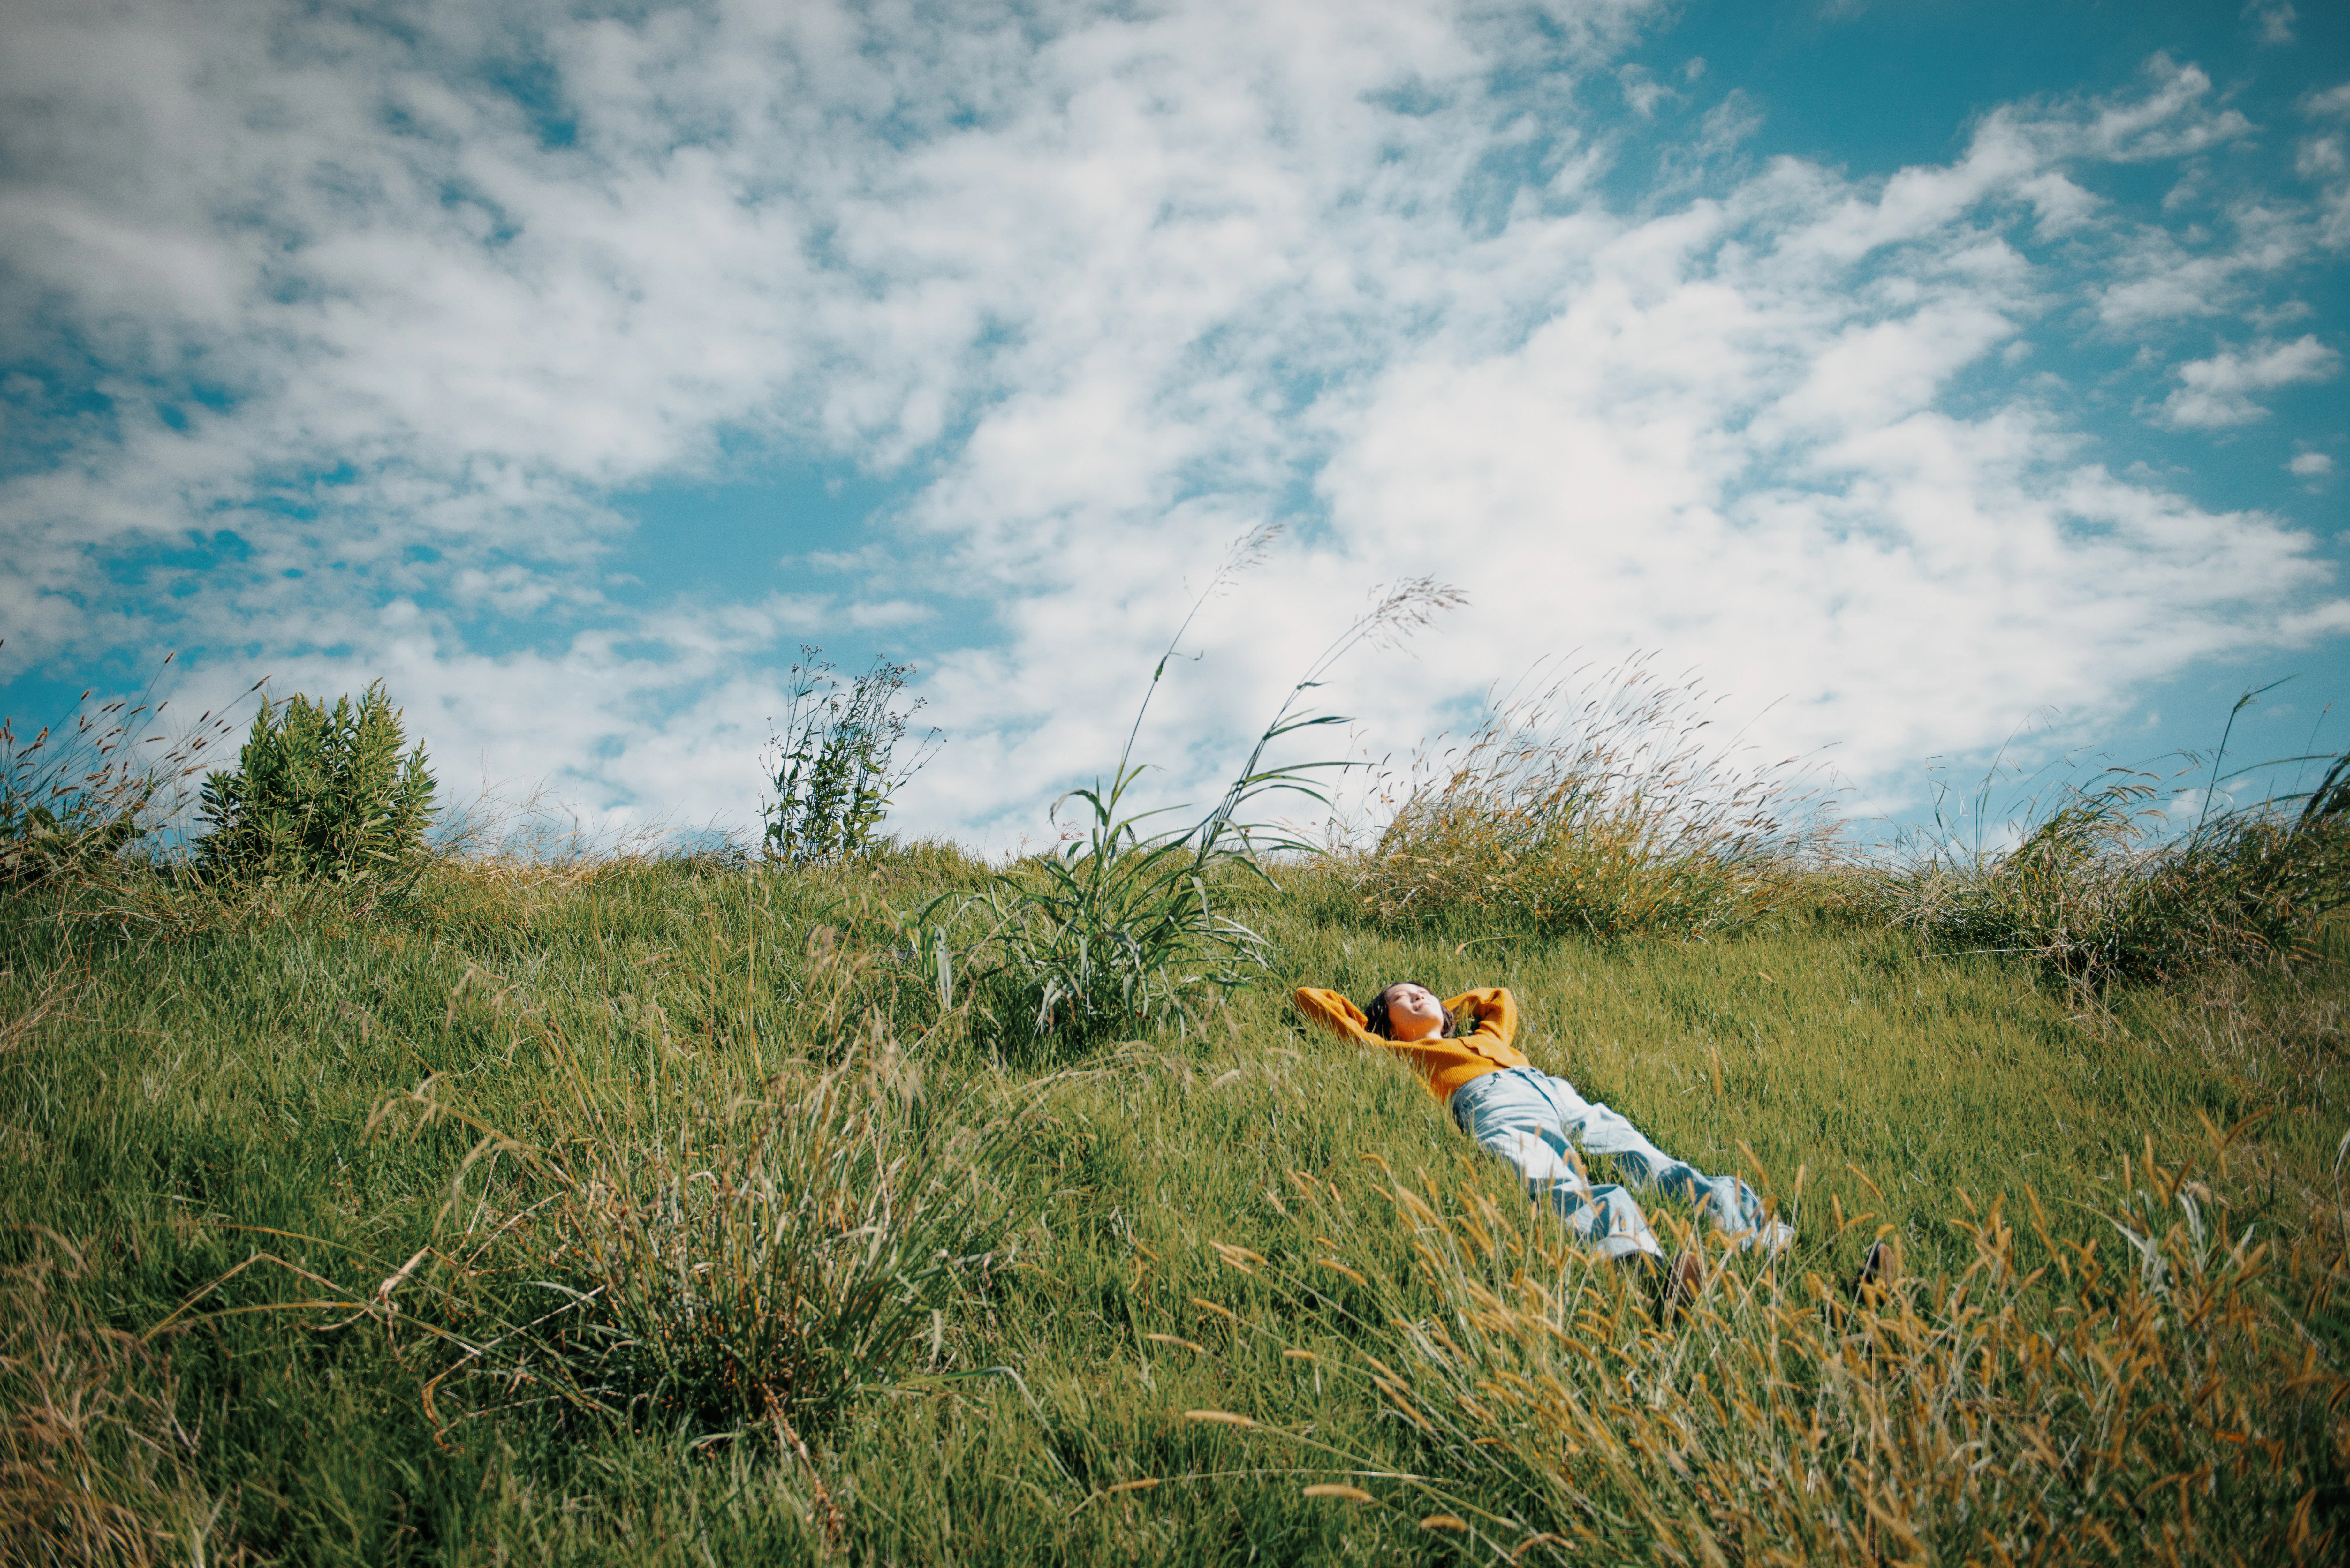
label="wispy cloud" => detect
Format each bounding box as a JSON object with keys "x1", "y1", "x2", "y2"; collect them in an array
[
  {"x1": 2248, "y1": 4, "x2": 2298, "y2": 48},
  {"x1": 2155, "y1": 335, "x2": 2341, "y2": 427}
]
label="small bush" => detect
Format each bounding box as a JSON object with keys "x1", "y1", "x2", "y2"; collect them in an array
[
  {"x1": 1359, "y1": 656, "x2": 1828, "y2": 941},
  {"x1": 761, "y1": 648, "x2": 939, "y2": 867},
  {"x1": 196, "y1": 679, "x2": 436, "y2": 886}
]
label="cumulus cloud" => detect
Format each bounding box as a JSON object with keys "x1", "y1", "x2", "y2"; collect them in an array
[
  {"x1": 2290, "y1": 451, "x2": 2334, "y2": 477},
  {"x1": 0, "y1": 2, "x2": 2342, "y2": 845},
  {"x1": 2155, "y1": 335, "x2": 2341, "y2": 428}
]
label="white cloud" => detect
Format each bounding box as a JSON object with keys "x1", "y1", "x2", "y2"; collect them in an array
[
  {"x1": 2299, "y1": 81, "x2": 2350, "y2": 248},
  {"x1": 0, "y1": 5, "x2": 2342, "y2": 845},
  {"x1": 2290, "y1": 451, "x2": 2334, "y2": 477},
  {"x1": 2248, "y1": 4, "x2": 2297, "y2": 46},
  {"x1": 2068, "y1": 56, "x2": 2254, "y2": 163},
  {"x1": 2155, "y1": 335, "x2": 2341, "y2": 428},
  {"x1": 1617, "y1": 64, "x2": 1674, "y2": 117}
]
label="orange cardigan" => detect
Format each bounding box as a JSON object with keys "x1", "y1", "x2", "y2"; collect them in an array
[{"x1": 1292, "y1": 986, "x2": 1528, "y2": 1103}]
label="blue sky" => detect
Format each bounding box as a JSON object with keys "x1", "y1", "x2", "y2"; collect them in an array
[{"x1": 2, "y1": 0, "x2": 2345, "y2": 848}]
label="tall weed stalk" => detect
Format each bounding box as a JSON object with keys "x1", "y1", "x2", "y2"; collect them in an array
[
  {"x1": 0, "y1": 651, "x2": 253, "y2": 888},
  {"x1": 761, "y1": 647, "x2": 939, "y2": 868},
  {"x1": 906, "y1": 560, "x2": 1464, "y2": 1054}
]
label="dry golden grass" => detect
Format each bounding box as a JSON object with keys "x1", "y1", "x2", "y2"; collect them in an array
[
  {"x1": 1191, "y1": 1138, "x2": 2350, "y2": 1565},
  {"x1": 0, "y1": 1233, "x2": 227, "y2": 1568}
]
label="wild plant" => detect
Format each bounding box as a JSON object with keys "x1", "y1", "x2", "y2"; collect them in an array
[
  {"x1": 0, "y1": 650, "x2": 251, "y2": 887},
  {"x1": 761, "y1": 647, "x2": 939, "y2": 867},
  {"x1": 902, "y1": 562, "x2": 1464, "y2": 1054},
  {"x1": 1863, "y1": 755, "x2": 2350, "y2": 987},
  {"x1": 196, "y1": 679, "x2": 436, "y2": 886},
  {"x1": 1357, "y1": 654, "x2": 1829, "y2": 942},
  {"x1": 1184, "y1": 1141, "x2": 2346, "y2": 1564},
  {"x1": 360, "y1": 1032, "x2": 1042, "y2": 1459}
]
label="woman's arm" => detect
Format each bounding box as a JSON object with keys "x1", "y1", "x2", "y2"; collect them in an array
[
  {"x1": 1293, "y1": 987, "x2": 1379, "y2": 1046},
  {"x1": 1443, "y1": 987, "x2": 1517, "y2": 1046}
]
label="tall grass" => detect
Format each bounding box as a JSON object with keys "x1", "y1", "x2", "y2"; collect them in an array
[
  {"x1": 913, "y1": 764, "x2": 1288, "y2": 1054},
  {"x1": 1863, "y1": 762, "x2": 2350, "y2": 988},
  {"x1": 1181, "y1": 1137, "x2": 2346, "y2": 1563},
  {"x1": 0, "y1": 654, "x2": 253, "y2": 887},
  {"x1": 1356, "y1": 656, "x2": 1830, "y2": 941},
  {"x1": 909, "y1": 565, "x2": 1464, "y2": 1055}
]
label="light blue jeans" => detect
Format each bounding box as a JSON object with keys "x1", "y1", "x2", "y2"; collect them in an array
[{"x1": 1448, "y1": 1068, "x2": 1766, "y2": 1260}]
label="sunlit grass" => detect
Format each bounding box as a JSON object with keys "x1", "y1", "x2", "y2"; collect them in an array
[{"x1": 1, "y1": 841, "x2": 2345, "y2": 1563}]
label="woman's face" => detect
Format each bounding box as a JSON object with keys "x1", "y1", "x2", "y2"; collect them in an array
[{"x1": 1380, "y1": 982, "x2": 1445, "y2": 1042}]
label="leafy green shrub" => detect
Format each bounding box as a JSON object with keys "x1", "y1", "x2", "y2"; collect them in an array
[
  {"x1": 1864, "y1": 764, "x2": 2350, "y2": 987},
  {"x1": 0, "y1": 652, "x2": 249, "y2": 888},
  {"x1": 196, "y1": 679, "x2": 436, "y2": 885},
  {"x1": 762, "y1": 648, "x2": 939, "y2": 866},
  {"x1": 1359, "y1": 656, "x2": 1827, "y2": 941}
]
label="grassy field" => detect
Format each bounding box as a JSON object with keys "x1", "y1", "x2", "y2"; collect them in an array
[{"x1": 4, "y1": 845, "x2": 2347, "y2": 1564}]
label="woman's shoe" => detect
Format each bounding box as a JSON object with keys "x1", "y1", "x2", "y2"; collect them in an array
[
  {"x1": 1659, "y1": 1250, "x2": 1704, "y2": 1325},
  {"x1": 1851, "y1": 1240, "x2": 1892, "y2": 1302}
]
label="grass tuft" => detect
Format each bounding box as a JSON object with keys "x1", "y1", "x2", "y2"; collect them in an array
[
  {"x1": 1861, "y1": 765, "x2": 2350, "y2": 987},
  {"x1": 1356, "y1": 655, "x2": 1831, "y2": 943},
  {"x1": 420, "y1": 1035, "x2": 1042, "y2": 1443},
  {"x1": 0, "y1": 1231, "x2": 225, "y2": 1567}
]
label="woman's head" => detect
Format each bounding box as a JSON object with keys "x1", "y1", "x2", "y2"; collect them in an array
[{"x1": 1364, "y1": 981, "x2": 1452, "y2": 1042}]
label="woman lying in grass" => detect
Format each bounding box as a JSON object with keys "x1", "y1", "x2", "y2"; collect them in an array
[{"x1": 1294, "y1": 982, "x2": 1794, "y2": 1273}]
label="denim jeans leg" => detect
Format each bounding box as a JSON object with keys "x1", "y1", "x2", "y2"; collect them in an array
[
  {"x1": 1450, "y1": 1072, "x2": 1662, "y2": 1259},
  {"x1": 1515, "y1": 1072, "x2": 1768, "y2": 1239}
]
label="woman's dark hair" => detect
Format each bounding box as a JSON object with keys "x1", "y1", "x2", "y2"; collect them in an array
[{"x1": 1363, "y1": 983, "x2": 1455, "y2": 1041}]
